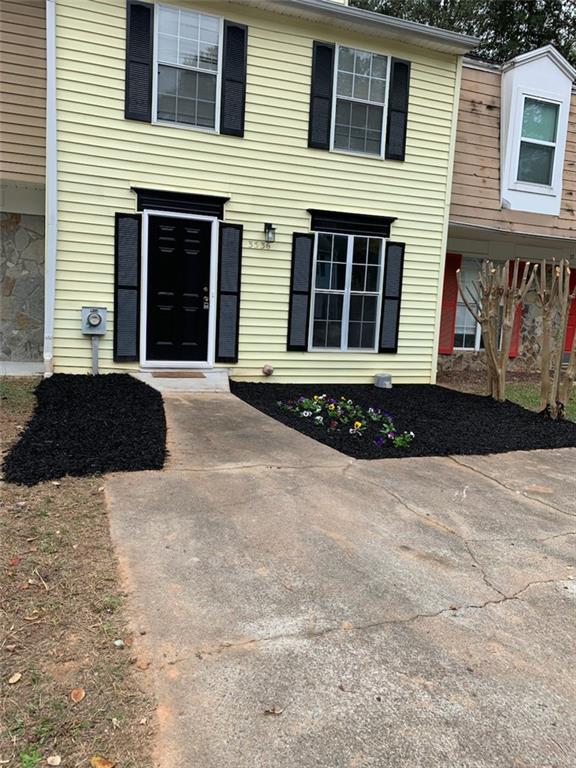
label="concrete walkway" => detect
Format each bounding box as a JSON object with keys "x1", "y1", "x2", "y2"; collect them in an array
[{"x1": 106, "y1": 393, "x2": 576, "y2": 768}]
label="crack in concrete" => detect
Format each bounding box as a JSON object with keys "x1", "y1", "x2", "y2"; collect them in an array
[
  {"x1": 162, "y1": 462, "x2": 353, "y2": 473},
  {"x1": 449, "y1": 456, "x2": 576, "y2": 520},
  {"x1": 346, "y1": 470, "x2": 509, "y2": 600},
  {"x1": 160, "y1": 577, "x2": 568, "y2": 667}
]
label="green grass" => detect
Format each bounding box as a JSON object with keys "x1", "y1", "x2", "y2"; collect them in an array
[{"x1": 505, "y1": 383, "x2": 576, "y2": 422}]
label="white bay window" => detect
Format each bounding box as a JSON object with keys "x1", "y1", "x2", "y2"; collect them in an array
[{"x1": 517, "y1": 97, "x2": 559, "y2": 186}]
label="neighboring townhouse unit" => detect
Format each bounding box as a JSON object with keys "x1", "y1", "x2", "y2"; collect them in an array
[
  {"x1": 439, "y1": 46, "x2": 576, "y2": 373},
  {"x1": 0, "y1": 0, "x2": 46, "y2": 374},
  {"x1": 44, "y1": 0, "x2": 476, "y2": 383}
]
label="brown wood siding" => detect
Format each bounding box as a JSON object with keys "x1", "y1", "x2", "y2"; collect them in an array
[
  {"x1": 450, "y1": 64, "x2": 576, "y2": 238},
  {"x1": 0, "y1": 0, "x2": 46, "y2": 184}
]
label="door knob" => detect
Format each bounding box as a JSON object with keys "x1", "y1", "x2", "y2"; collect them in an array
[{"x1": 203, "y1": 296, "x2": 210, "y2": 310}]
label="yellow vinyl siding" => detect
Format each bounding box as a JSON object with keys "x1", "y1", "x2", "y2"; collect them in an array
[
  {"x1": 0, "y1": 0, "x2": 46, "y2": 184},
  {"x1": 54, "y1": 0, "x2": 460, "y2": 382}
]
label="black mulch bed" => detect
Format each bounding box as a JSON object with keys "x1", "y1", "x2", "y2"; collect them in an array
[
  {"x1": 231, "y1": 382, "x2": 576, "y2": 460},
  {"x1": 2, "y1": 374, "x2": 167, "y2": 486}
]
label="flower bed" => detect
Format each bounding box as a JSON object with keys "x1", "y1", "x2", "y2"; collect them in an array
[
  {"x1": 231, "y1": 382, "x2": 576, "y2": 459},
  {"x1": 279, "y1": 394, "x2": 414, "y2": 450}
]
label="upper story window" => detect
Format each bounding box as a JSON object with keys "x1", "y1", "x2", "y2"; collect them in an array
[
  {"x1": 499, "y1": 46, "x2": 575, "y2": 216},
  {"x1": 155, "y1": 6, "x2": 221, "y2": 130},
  {"x1": 517, "y1": 97, "x2": 559, "y2": 186},
  {"x1": 333, "y1": 47, "x2": 389, "y2": 156}
]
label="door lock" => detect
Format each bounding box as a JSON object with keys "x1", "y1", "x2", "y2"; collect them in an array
[{"x1": 203, "y1": 295, "x2": 210, "y2": 310}]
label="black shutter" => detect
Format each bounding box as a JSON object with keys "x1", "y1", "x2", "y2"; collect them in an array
[
  {"x1": 287, "y1": 233, "x2": 315, "y2": 351},
  {"x1": 125, "y1": 1, "x2": 154, "y2": 122},
  {"x1": 379, "y1": 242, "x2": 405, "y2": 353},
  {"x1": 385, "y1": 58, "x2": 411, "y2": 161},
  {"x1": 216, "y1": 223, "x2": 243, "y2": 363},
  {"x1": 220, "y1": 21, "x2": 248, "y2": 137},
  {"x1": 308, "y1": 42, "x2": 335, "y2": 149},
  {"x1": 114, "y1": 213, "x2": 141, "y2": 362}
]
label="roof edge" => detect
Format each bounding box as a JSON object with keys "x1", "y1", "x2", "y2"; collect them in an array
[
  {"x1": 502, "y1": 44, "x2": 576, "y2": 81},
  {"x1": 232, "y1": 0, "x2": 479, "y2": 54}
]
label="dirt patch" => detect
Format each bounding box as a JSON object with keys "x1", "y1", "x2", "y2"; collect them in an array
[
  {"x1": 2, "y1": 374, "x2": 166, "y2": 486},
  {"x1": 231, "y1": 382, "x2": 576, "y2": 459},
  {"x1": 1, "y1": 378, "x2": 156, "y2": 767}
]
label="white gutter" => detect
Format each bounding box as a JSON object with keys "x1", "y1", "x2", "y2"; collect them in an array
[{"x1": 44, "y1": 0, "x2": 57, "y2": 376}]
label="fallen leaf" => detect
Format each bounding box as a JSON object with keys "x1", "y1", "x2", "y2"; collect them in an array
[
  {"x1": 90, "y1": 757, "x2": 115, "y2": 768},
  {"x1": 5, "y1": 644, "x2": 16, "y2": 652},
  {"x1": 51, "y1": 481, "x2": 61, "y2": 486},
  {"x1": 8, "y1": 556, "x2": 21, "y2": 567},
  {"x1": 70, "y1": 687, "x2": 86, "y2": 703},
  {"x1": 47, "y1": 757, "x2": 62, "y2": 766},
  {"x1": 263, "y1": 706, "x2": 284, "y2": 716},
  {"x1": 139, "y1": 717, "x2": 147, "y2": 725},
  {"x1": 136, "y1": 659, "x2": 150, "y2": 670},
  {"x1": 8, "y1": 672, "x2": 22, "y2": 684}
]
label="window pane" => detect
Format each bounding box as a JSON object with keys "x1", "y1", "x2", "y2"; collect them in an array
[
  {"x1": 367, "y1": 239, "x2": 381, "y2": 265},
  {"x1": 179, "y1": 69, "x2": 198, "y2": 99},
  {"x1": 158, "y1": 34, "x2": 178, "y2": 64},
  {"x1": 522, "y1": 98, "x2": 558, "y2": 142},
  {"x1": 339, "y1": 47, "x2": 354, "y2": 72},
  {"x1": 354, "y1": 50, "x2": 371, "y2": 76},
  {"x1": 158, "y1": 65, "x2": 177, "y2": 96},
  {"x1": 317, "y1": 233, "x2": 332, "y2": 260},
  {"x1": 371, "y1": 54, "x2": 387, "y2": 80},
  {"x1": 328, "y1": 294, "x2": 343, "y2": 320},
  {"x1": 180, "y1": 13, "x2": 198, "y2": 40},
  {"x1": 518, "y1": 141, "x2": 555, "y2": 185},
  {"x1": 353, "y1": 238, "x2": 367, "y2": 263},
  {"x1": 365, "y1": 265, "x2": 379, "y2": 292},
  {"x1": 197, "y1": 71, "x2": 216, "y2": 100},
  {"x1": 316, "y1": 262, "x2": 331, "y2": 290},
  {"x1": 351, "y1": 263, "x2": 366, "y2": 291},
  {"x1": 361, "y1": 322, "x2": 376, "y2": 348},
  {"x1": 327, "y1": 321, "x2": 342, "y2": 347},
  {"x1": 349, "y1": 295, "x2": 363, "y2": 321},
  {"x1": 337, "y1": 71, "x2": 353, "y2": 98},
  {"x1": 369, "y1": 78, "x2": 386, "y2": 103},
  {"x1": 159, "y1": 6, "x2": 179, "y2": 35},
  {"x1": 179, "y1": 37, "x2": 198, "y2": 68},
  {"x1": 353, "y1": 75, "x2": 369, "y2": 101},
  {"x1": 177, "y1": 97, "x2": 196, "y2": 124},
  {"x1": 333, "y1": 235, "x2": 348, "y2": 263},
  {"x1": 348, "y1": 322, "x2": 361, "y2": 347},
  {"x1": 158, "y1": 94, "x2": 176, "y2": 122},
  {"x1": 199, "y1": 41, "x2": 218, "y2": 71},
  {"x1": 331, "y1": 263, "x2": 346, "y2": 290},
  {"x1": 313, "y1": 321, "x2": 327, "y2": 348},
  {"x1": 314, "y1": 293, "x2": 328, "y2": 320},
  {"x1": 362, "y1": 295, "x2": 378, "y2": 321}
]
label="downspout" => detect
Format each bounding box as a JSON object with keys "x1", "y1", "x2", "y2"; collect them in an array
[{"x1": 43, "y1": 0, "x2": 57, "y2": 375}]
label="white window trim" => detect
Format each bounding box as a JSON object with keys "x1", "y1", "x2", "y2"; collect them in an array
[
  {"x1": 505, "y1": 86, "x2": 567, "y2": 199},
  {"x1": 454, "y1": 318, "x2": 482, "y2": 352},
  {"x1": 307, "y1": 231, "x2": 386, "y2": 353},
  {"x1": 329, "y1": 45, "x2": 391, "y2": 160},
  {"x1": 151, "y1": 4, "x2": 224, "y2": 134}
]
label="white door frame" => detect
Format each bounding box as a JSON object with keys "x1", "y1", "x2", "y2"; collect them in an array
[{"x1": 140, "y1": 209, "x2": 219, "y2": 369}]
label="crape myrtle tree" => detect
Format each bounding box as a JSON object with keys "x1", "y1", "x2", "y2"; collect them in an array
[{"x1": 352, "y1": 0, "x2": 576, "y2": 67}]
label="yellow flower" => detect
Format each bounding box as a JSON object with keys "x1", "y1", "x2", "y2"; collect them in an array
[
  {"x1": 354, "y1": 421, "x2": 362, "y2": 429},
  {"x1": 328, "y1": 404, "x2": 335, "y2": 410}
]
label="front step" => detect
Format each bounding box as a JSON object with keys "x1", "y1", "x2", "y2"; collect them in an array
[{"x1": 135, "y1": 368, "x2": 230, "y2": 393}]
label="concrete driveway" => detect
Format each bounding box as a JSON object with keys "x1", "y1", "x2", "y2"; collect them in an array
[{"x1": 106, "y1": 393, "x2": 576, "y2": 768}]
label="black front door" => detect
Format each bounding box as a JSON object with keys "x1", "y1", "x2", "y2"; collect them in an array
[{"x1": 146, "y1": 216, "x2": 212, "y2": 362}]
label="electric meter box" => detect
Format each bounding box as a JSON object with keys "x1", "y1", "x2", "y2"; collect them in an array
[{"x1": 81, "y1": 306, "x2": 108, "y2": 335}]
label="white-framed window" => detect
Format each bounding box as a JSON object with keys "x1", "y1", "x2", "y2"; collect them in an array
[
  {"x1": 516, "y1": 96, "x2": 560, "y2": 186},
  {"x1": 454, "y1": 259, "x2": 483, "y2": 351},
  {"x1": 309, "y1": 232, "x2": 385, "y2": 351},
  {"x1": 154, "y1": 5, "x2": 222, "y2": 131},
  {"x1": 331, "y1": 46, "x2": 390, "y2": 157}
]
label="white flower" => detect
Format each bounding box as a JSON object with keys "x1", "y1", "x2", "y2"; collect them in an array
[{"x1": 302, "y1": 410, "x2": 311, "y2": 417}]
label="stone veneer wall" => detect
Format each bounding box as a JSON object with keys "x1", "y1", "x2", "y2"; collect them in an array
[
  {"x1": 437, "y1": 289, "x2": 564, "y2": 375},
  {"x1": 0, "y1": 212, "x2": 45, "y2": 362}
]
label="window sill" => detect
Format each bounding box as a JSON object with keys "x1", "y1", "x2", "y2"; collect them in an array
[
  {"x1": 329, "y1": 147, "x2": 383, "y2": 161},
  {"x1": 508, "y1": 180, "x2": 557, "y2": 197},
  {"x1": 307, "y1": 347, "x2": 379, "y2": 354},
  {"x1": 153, "y1": 119, "x2": 218, "y2": 135}
]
